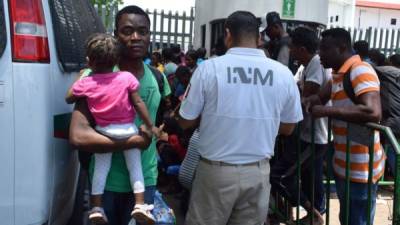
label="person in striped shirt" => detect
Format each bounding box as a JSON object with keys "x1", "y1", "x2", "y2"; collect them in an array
[{"x1": 304, "y1": 28, "x2": 384, "y2": 225}]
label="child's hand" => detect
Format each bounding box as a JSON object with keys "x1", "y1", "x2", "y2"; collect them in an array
[
  {"x1": 139, "y1": 125, "x2": 153, "y2": 141},
  {"x1": 151, "y1": 126, "x2": 162, "y2": 139},
  {"x1": 158, "y1": 131, "x2": 169, "y2": 142}
]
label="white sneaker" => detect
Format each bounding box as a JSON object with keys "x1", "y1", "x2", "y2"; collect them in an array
[
  {"x1": 131, "y1": 204, "x2": 156, "y2": 225},
  {"x1": 88, "y1": 207, "x2": 108, "y2": 224}
]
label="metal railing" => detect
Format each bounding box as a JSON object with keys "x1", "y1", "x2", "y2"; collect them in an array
[
  {"x1": 333, "y1": 27, "x2": 400, "y2": 56},
  {"x1": 271, "y1": 119, "x2": 400, "y2": 225}
]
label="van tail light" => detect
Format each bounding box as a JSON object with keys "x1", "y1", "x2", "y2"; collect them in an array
[{"x1": 9, "y1": 0, "x2": 50, "y2": 63}]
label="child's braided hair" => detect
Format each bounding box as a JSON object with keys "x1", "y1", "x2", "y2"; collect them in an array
[{"x1": 85, "y1": 33, "x2": 120, "y2": 70}]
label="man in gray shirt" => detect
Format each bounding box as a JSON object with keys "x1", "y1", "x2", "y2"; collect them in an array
[
  {"x1": 270, "y1": 27, "x2": 330, "y2": 225},
  {"x1": 260, "y1": 12, "x2": 295, "y2": 73}
]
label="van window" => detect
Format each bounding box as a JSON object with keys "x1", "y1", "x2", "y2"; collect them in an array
[
  {"x1": 0, "y1": 0, "x2": 6, "y2": 57},
  {"x1": 49, "y1": 0, "x2": 105, "y2": 72}
]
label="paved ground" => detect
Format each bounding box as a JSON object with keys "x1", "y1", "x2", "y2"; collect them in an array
[{"x1": 163, "y1": 188, "x2": 394, "y2": 225}]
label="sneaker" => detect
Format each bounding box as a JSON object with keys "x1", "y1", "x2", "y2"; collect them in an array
[
  {"x1": 131, "y1": 204, "x2": 156, "y2": 225},
  {"x1": 88, "y1": 207, "x2": 108, "y2": 224}
]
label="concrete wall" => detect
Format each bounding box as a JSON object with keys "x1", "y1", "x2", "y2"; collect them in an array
[
  {"x1": 193, "y1": 0, "x2": 329, "y2": 51},
  {"x1": 354, "y1": 7, "x2": 400, "y2": 29},
  {"x1": 327, "y1": 0, "x2": 356, "y2": 28}
]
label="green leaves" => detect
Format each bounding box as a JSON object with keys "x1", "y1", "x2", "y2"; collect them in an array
[{"x1": 90, "y1": 0, "x2": 123, "y2": 28}]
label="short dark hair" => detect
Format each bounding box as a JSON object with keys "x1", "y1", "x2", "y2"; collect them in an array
[
  {"x1": 321, "y1": 28, "x2": 352, "y2": 50},
  {"x1": 152, "y1": 51, "x2": 161, "y2": 60},
  {"x1": 162, "y1": 47, "x2": 181, "y2": 64},
  {"x1": 86, "y1": 33, "x2": 120, "y2": 69},
  {"x1": 369, "y1": 49, "x2": 386, "y2": 66},
  {"x1": 196, "y1": 47, "x2": 207, "y2": 59},
  {"x1": 175, "y1": 65, "x2": 191, "y2": 77},
  {"x1": 185, "y1": 49, "x2": 198, "y2": 61},
  {"x1": 225, "y1": 11, "x2": 259, "y2": 42},
  {"x1": 353, "y1": 40, "x2": 369, "y2": 58},
  {"x1": 115, "y1": 5, "x2": 150, "y2": 29},
  {"x1": 290, "y1": 27, "x2": 319, "y2": 54},
  {"x1": 390, "y1": 54, "x2": 400, "y2": 67},
  {"x1": 162, "y1": 48, "x2": 173, "y2": 60}
]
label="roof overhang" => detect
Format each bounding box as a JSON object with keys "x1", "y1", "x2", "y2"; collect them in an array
[{"x1": 356, "y1": 0, "x2": 400, "y2": 10}]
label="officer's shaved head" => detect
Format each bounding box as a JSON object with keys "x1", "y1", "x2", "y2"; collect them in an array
[{"x1": 225, "y1": 11, "x2": 260, "y2": 43}]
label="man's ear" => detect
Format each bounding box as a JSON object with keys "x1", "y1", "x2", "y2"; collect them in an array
[
  {"x1": 225, "y1": 28, "x2": 231, "y2": 39},
  {"x1": 225, "y1": 28, "x2": 232, "y2": 47}
]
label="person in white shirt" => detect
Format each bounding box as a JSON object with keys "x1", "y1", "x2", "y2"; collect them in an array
[
  {"x1": 270, "y1": 27, "x2": 332, "y2": 225},
  {"x1": 176, "y1": 11, "x2": 303, "y2": 225}
]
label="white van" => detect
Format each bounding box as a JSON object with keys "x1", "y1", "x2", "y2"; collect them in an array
[{"x1": 0, "y1": 0, "x2": 105, "y2": 224}]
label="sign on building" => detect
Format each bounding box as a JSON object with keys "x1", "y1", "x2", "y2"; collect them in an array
[{"x1": 282, "y1": 0, "x2": 295, "y2": 18}]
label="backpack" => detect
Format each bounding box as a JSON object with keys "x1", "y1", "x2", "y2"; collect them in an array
[
  {"x1": 343, "y1": 65, "x2": 400, "y2": 136},
  {"x1": 148, "y1": 66, "x2": 169, "y2": 126},
  {"x1": 149, "y1": 66, "x2": 165, "y2": 96}
]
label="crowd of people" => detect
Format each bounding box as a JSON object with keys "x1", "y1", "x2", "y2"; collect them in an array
[{"x1": 66, "y1": 4, "x2": 400, "y2": 225}]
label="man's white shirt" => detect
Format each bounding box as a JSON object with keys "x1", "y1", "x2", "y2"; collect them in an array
[
  {"x1": 294, "y1": 55, "x2": 332, "y2": 144},
  {"x1": 180, "y1": 48, "x2": 303, "y2": 164}
]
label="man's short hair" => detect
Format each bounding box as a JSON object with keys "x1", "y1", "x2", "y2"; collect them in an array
[
  {"x1": 175, "y1": 65, "x2": 191, "y2": 77},
  {"x1": 353, "y1": 40, "x2": 369, "y2": 58},
  {"x1": 290, "y1": 27, "x2": 319, "y2": 54},
  {"x1": 369, "y1": 49, "x2": 386, "y2": 66},
  {"x1": 196, "y1": 47, "x2": 207, "y2": 59},
  {"x1": 115, "y1": 5, "x2": 150, "y2": 29},
  {"x1": 186, "y1": 49, "x2": 198, "y2": 61},
  {"x1": 225, "y1": 11, "x2": 260, "y2": 42},
  {"x1": 152, "y1": 51, "x2": 162, "y2": 60},
  {"x1": 390, "y1": 54, "x2": 400, "y2": 67},
  {"x1": 321, "y1": 28, "x2": 352, "y2": 50}
]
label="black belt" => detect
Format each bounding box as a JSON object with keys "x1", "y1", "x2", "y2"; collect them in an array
[{"x1": 200, "y1": 157, "x2": 268, "y2": 167}]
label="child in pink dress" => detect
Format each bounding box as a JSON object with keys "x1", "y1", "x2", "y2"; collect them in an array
[{"x1": 66, "y1": 33, "x2": 155, "y2": 225}]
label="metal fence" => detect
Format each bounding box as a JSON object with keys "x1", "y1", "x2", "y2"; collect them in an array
[
  {"x1": 145, "y1": 8, "x2": 195, "y2": 52},
  {"x1": 271, "y1": 119, "x2": 400, "y2": 225},
  {"x1": 335, "y1": 27, "x2": 400, "y2": 56},
  {"x1": 94, "y1": 4, "x2": 399, "y2": 56},
  {"x1": 95, "y1": 5, "x2": 195, "y2": 52}
]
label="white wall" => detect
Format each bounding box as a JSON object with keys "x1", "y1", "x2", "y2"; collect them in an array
[
  {"x1": 194, "y1": 0, "x2": 329, "y2": 51},
  {"x1": 328, "y1": 0, "x2": 356, "y2": 28},
  {"x1": 355, "y1": 7, "x2": 400, "y2": 29}
]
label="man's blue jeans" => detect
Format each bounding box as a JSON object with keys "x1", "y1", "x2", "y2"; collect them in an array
[
  {"x1": 335, "y1": 176, "x2": 378, "y2": 225},
  {"x1": 102, "y1": 186, "x2": 156, "y2": 225},
  {"x1": 386, "y1": 144, "x2": 397, "y2": 174}
]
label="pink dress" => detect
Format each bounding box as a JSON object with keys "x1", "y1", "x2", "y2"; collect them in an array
[{"x1": 72, "y1": 71, "x2": 140, "y2": 127}]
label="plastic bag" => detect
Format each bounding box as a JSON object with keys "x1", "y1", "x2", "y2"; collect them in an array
[{"x1": 153, "y1": 191, "x2": 176, "y2": 224}]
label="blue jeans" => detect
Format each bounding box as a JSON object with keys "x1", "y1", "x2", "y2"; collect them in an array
[
  {"x1": 335, "y1": 176, "x2": 378, "y2": 225},
  {"x1": 102, "y1": 186, "x2": 156, "y2": 225},
  {"x1": 386, "y1": 144, "x2": 396, "y2": 174}
]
